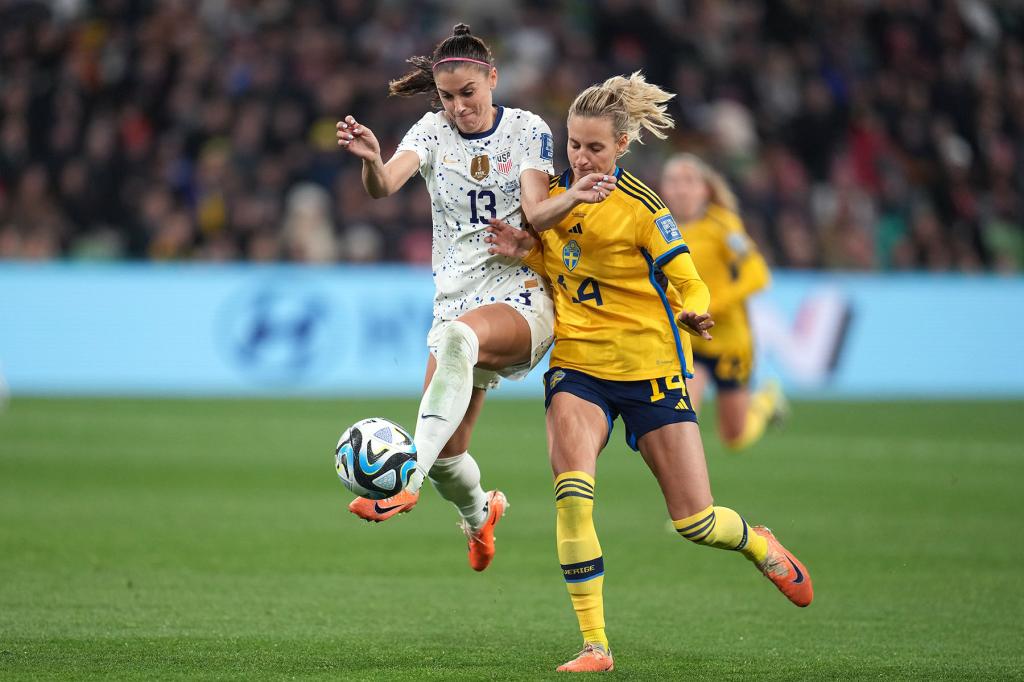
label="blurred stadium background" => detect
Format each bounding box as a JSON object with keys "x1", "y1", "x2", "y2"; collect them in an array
[{"x1": 2, "y1": 1, "x2": 1023, "y2": 679}]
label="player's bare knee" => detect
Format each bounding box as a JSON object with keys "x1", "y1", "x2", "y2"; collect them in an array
[{"x1": 719, "y1": 415, "x2": 746, "y2": 445}]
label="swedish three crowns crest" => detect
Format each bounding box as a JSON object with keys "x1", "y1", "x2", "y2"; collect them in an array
[{"x1": 562, "y1": 239, "x2": 581, "y2": 271}]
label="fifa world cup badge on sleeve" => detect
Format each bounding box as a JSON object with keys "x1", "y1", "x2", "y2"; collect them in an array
[{"x1": 656, "y1": 215, "x2": 683, "y2": 243}]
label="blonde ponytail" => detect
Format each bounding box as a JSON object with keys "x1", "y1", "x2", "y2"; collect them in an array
[{"x1": 568, "y1": 71, "x2": 675, "y2": 156}]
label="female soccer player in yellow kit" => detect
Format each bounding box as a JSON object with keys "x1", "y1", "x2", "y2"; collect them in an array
[
  {"x1": 487, "y1": 72, "x2": 813, "y2": 673},
  {"x1": 660, "y1": 154, "x2": 786, "y2": 450}
]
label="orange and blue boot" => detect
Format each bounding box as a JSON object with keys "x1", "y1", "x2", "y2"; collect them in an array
[
  {"x1": 556, "y1": 643, "x2": 614, "y2": 673},
  {"x1": 753, "y1": 525, "x2": 813, "y2": 607},
  {"x1": 461, "y1": 490, "x2": 508, "y2": 572},
  {"x1": 348, "y1": 489, "x2": 419, "y2": 522}
]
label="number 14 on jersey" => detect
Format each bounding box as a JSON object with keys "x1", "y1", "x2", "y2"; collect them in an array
[{"x1": 557, "y1": 274, "x2": 603, "y2": 306}]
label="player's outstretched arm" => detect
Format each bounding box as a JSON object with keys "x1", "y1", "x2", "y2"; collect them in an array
[
  {"x1": 337, "y1": 115, "x2": 418, "y2": 199},
  {"x1": 660, "y1": 251, "x2": 713, "y2": 339},
  {"x1": 484, "y1": 218, "x2": 536, "y2": 259},
  {"x1": 521, "y1": 170, "x2": 617, "y2": 232},
  {"x1": 677, "y1": 310, "x2": 714, "y2": 340},
  {"x1": 710, "y1": 247, "x2": 771, "y2": 315}
]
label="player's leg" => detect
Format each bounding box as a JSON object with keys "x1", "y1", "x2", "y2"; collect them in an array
[
  {"x1": 717, "y1": 387, "x2": 753, "y2": 445},
  {"x1": 409, "y1": 303, "x2": 531, "y2": 490},
  {"x1": 423, "y1": 363, "x2": 508, "y2": 571},
  {"x1": 347, "y1": 355, "x2": 487, "y2": 524},
  {"x1": 637, "y1": 421, "x2": 813, "y2": 606},
  {"x1": 411, "y1": 303, "x2": 529, "y2": 568},
  {"x1": 714, "y1": 342, "x2": 785, "y2": 451},
  {"x1": 426, "y1": 362, "x2": 492, "y2": 531},
  {"x1": 720, "y1": 382, "x2": 787, "y2": 451},
  {"x1": 687, "y1": 359, "x2": 711, "y2": 414},
  {"x1": 546, "y1": 382, "x2": 615, "y2": 672}
]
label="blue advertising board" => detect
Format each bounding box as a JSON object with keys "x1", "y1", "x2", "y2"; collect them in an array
[{"x1": 1, "y1": 264, "x2": 1022, "y2": 398}]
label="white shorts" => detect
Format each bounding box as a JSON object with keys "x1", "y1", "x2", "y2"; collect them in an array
[{"x1": 427, "y1": 276, "x2": 554, "y2": 390}]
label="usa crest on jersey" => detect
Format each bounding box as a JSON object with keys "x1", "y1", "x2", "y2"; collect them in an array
[{"x1": 494, "y1": 149, "x2": 514, "y2": 176}]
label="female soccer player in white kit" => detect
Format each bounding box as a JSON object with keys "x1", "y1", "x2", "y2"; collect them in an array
[{"x1": 336, "y1": 24, "x2": 616, "y2": 571}]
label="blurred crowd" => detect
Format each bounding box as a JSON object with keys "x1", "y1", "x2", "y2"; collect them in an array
[{"x1": 0, "y1": 0, "x2": 1022, "y2": 271}]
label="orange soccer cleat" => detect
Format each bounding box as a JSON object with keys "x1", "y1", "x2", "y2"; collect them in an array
[
  {"x1": 348, "y1": 489, "x2": 419, "y2": 522},
  {"x1": 462, "y1": 490, "x2": 508, "y2": 572},
  {"x1": 753, "y1": 526, "x2": 814, "y2": 607},
  {"x1": 556, "y1": 643, "x2": 615, "y2": 673}
]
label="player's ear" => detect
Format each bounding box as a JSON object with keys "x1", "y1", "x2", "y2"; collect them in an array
[
  {"x1": 488, "y1": 67, "x2": 497, "y2": 89},
  {"x1": 616, "y1": 133, "x2": 628, "y2": 156}
]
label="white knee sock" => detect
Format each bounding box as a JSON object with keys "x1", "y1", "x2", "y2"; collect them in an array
[
  {"x1": 428, "y1": 452, "x2": 489, "y2": 530},
  {"x1": 408, "y1": 321, "x2": 479, "y2": 493}
]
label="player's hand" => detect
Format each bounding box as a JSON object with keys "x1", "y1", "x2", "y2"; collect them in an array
[
  {"x1": 569, "y1": 172, "x2": 617, "y2": 204},
  {"x1": 485, "y1": 218, "x2": 536, "y2": 259},
  {"x1": 677, "y1": 310, "x2": 714, "y2": 340},
  {"x1": 337, "y1": 115, "x2": 381, "y2": 161}
]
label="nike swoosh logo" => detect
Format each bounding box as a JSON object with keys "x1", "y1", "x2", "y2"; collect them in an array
[
  {"x1": 788, "y1": 556, "x2": 805, "y2": 584},
  {"x1": 374, "y1": 502, "x2": 403, "y2": 514},
  {"x1": 420, "y1": 413, "x2": 447, "y2": 421}
]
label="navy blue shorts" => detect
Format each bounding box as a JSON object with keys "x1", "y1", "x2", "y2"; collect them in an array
[
  {"x1": 692, "y1": 351, "x2": 750, "y2": 391},
  {"x1": 543, "y1": 367, "x2": 697, "y2": 452}
]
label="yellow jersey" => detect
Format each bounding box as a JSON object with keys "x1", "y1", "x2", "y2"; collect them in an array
[
  {"x1": 684, "y1": 204, "x2": 770, "y2": 356},
  {"x1": 523, "y1": 167, "x2": 710, "y2": 381}
]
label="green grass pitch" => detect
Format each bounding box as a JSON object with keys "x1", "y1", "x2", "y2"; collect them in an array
[{"x1": 1, "y1": 398, "x2": 1023, "y2": 680}]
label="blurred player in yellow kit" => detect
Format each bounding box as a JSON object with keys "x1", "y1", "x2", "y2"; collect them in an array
[
  {"x1": 487, "y1": 72, "x2": 813, "y2": 674},
  {"x1": 660, "y1": 154, "x2": 787, "y2": 451}
]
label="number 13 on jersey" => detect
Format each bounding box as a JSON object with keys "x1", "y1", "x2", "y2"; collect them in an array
[{"x1": 468, "y1": 190, "x2": 496, "y2": 223}]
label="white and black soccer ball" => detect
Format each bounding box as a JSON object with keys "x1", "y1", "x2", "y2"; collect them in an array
[{"x1": 335, "y1": 417, "x2": 418, "y2": 500}]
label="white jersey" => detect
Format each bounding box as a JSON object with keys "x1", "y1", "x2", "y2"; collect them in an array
[{"x1": 397, "y1": 106, "x2": 555, "y2": 320}]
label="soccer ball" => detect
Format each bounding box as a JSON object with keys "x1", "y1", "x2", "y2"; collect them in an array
[{"x1": 335, "y1": 417, "x2": 418, "y2": 500}]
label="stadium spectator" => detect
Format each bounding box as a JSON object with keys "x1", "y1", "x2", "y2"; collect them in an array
[{"x1": 0, "y1": 0, "x2": 1020, "y2": 271}]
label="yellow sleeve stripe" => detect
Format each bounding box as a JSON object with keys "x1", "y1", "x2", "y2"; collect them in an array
[{"x1": 620, "y1": 172, "x2": 666, "y2": 211}]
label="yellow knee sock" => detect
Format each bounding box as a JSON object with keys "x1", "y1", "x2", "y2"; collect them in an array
[
  {"x1": 725, "y1": 388, "x2": 776, "y2": 451},
  {"x1": 673, "y1": 505, "x2": 768, "y2": 563},
  {"x1": 555, "y1": 471, "x2": 608, "y2": 649}
]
